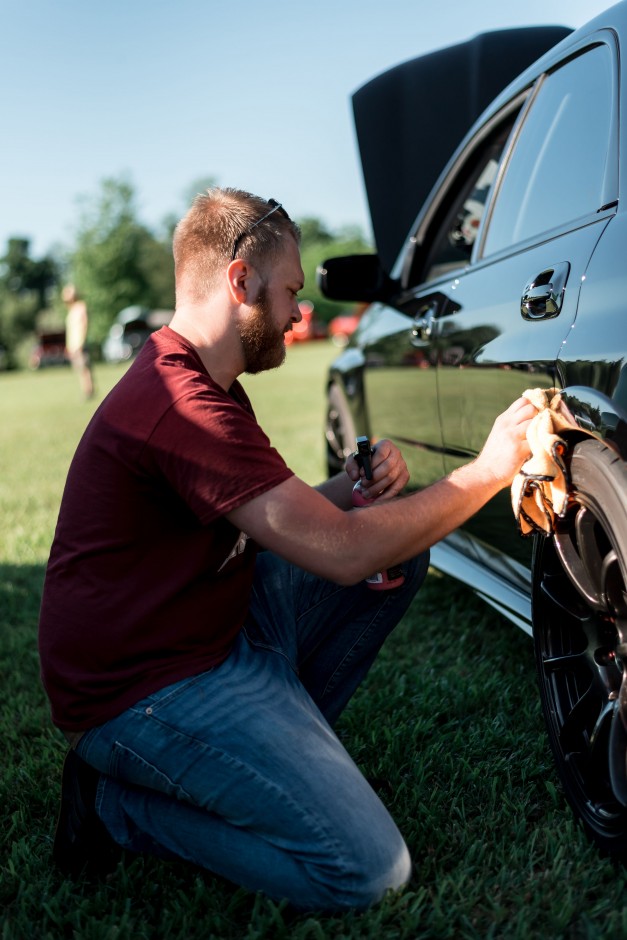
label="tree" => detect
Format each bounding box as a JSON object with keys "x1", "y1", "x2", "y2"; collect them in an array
[
  {"x1": 298, "y1": 217, "x2": 334, "y2": 249},
  {"x1": 69, "y1": 176, "x2": 175, "y2": 344},
  {"x1": 0, "y1": 238, "x2": 58, "y2": 308},
  {"x1": 0, "y1": 238, "x2": 59, "y2": 366},
  {"x1": 297, "y1": 223, "x2": 373, "y2": 324}
]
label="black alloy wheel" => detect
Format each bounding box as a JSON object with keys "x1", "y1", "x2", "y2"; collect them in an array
[
  {"x1": 325, "y1": 383, "x2": 357, "y2": 476},
  {"x1": 533, "y1": 438, "x2": 627, "y2": 858}
]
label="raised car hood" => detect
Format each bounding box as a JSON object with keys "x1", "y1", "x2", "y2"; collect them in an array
[{"x1": 353, "y1": 26, "x2": 572, "y2": 273}]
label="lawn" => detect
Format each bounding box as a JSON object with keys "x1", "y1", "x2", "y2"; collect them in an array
[{"x1": 2, "y1": 343, "x2": 627, "y2": 939}]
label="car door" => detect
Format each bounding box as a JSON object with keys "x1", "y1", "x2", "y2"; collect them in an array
[
  {"x1": 370, "y1": 35, "x2": 617, "y2": 584},
  {"x1": 434, "y1": 38, "x2": 617, "y2": 573}
]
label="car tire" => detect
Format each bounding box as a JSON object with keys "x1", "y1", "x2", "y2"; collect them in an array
[
  {"x1": 533, "y1": 438, "x2": 627, "y2": 858},
  {"x1": 325, "y1": 382, "x2": 357, "y2": 476}
]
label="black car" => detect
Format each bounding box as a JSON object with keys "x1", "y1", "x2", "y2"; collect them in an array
[{"x1": 319, "y1": 4, "x2": 627, "y2": 859}]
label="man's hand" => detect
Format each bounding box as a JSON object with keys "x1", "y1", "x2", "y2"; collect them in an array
[
  {"x1": 474, "y1": 396, "x2": 537, "y2": 488},
  {"x1": 345, "y1": 438, "x2": 409, "y2": 501}
]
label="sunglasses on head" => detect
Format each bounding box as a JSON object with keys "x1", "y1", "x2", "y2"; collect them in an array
[{"x1": 230, "y1": 198, "x2": 291, "y2": 261}]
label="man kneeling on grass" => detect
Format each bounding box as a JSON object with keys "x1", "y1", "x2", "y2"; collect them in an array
[{"x1": 38, "y1": 187, "x2": 535, "y2": 911}]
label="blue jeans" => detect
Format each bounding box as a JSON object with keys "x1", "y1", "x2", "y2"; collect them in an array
[{"x1": 76, "y1": 549, "x2": 429, "y2": 911}]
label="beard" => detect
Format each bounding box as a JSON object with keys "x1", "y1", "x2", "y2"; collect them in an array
[{"x1": 239, "y1": 283, "x2": 288, "y2": 375}]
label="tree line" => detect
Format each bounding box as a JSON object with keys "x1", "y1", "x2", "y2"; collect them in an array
[{"x1": 0, "y1": 176, "x2": 371, "y2": 369}]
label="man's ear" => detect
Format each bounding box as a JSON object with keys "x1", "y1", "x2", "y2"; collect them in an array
[{"x1": 226, "y1": 259, "x2": 258, "y2": 305}]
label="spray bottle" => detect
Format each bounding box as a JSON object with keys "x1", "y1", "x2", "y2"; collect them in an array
[{"x1": 352, "y1": 436, "x2": 405, "y2": 591}]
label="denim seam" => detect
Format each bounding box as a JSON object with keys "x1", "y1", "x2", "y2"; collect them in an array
[
  {"x1": 110, "y1": 740, "x2": 195, "y2": 803},
  {"x1": 320, "y1": 553, "x2": 429, "y2": 698},
  {"x1": 293, "y1": 582, "x2": 351, "y2": 625},
  {"x1": 242, "y1": 626, "x2": 299, "y2": 674},
  {"x1": 319, "y1": 591, "x2": 396, "y2": 699},
  {"x1": 135, "y1": 712, "x2": 353, "y2": 874}
]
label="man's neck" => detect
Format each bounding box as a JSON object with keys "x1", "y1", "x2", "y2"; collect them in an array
[{"x1": 169, "y1": 305, "x2": 243, "y2": 391}]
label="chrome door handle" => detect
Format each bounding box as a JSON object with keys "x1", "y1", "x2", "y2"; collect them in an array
[
  {"x1": 410, "y1": 304, "x2": 437, "y2": 345},
  {"x1": 521, "y1": 262, "x2": 570, "y2": 320}
]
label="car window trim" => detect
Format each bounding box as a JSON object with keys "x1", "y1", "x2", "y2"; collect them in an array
[
  {"x1": 474, "y1": 80, "x2": 544, "y2": 261},
  {"x1": 410, "y1": 208, "x2": 615, "y2": 298},
  {"x1": 400, "y1": 89, "x2": 530, "y2": 291}
]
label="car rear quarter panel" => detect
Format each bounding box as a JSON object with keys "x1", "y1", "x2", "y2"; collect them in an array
[{"x1": 557, "y1": 210, "x2": 627, "y2": 460}]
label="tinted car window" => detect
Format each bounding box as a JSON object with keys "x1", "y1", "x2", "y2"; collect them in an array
[
  {"x1": 483, "y1": 44, "x2": 613, "y2": 256},
  {"x1": 414, "y1": 116, "x2": 519, "y2": 285},
  {"x1": 422, "y1": 137, "x2": 506, "y2": 283}
]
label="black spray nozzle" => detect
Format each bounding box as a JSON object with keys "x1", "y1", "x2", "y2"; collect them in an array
[{"x1": 355, "y1": 436, "x2": 373, "y2": 480}]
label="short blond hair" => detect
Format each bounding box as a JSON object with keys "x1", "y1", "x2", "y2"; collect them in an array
[{"x1": 172, "y1": 187, "x2": 300, "y2": 301}]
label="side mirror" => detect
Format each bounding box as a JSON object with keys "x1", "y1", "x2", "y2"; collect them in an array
[{"x1": 316, "y1": 254, "x2": 398, "y2": 303}]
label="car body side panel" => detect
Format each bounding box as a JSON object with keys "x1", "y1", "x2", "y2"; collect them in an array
[
  {"x1": 435, "y1": 217, "x2": 612, "y2": 566},
  {"x1": 357, "y1": 298, "x2": 444, "y2": 490},
  {"x1": 556, "y1": 212, "x2": 627, "y2": 460}
]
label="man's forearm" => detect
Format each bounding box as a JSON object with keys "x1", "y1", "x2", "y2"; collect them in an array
[
  {"x1": 314, "y1": 471, "x2": 355, "y2": 511},
  {"x1": 343, "y1": 459, "x2": 503, "y2": 580}
]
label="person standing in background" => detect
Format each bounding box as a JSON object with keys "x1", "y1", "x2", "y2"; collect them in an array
[{"x1": 62, "y1": 284, "x2": 94, "y2": 399}]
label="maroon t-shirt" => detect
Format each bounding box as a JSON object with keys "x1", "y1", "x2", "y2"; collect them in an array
[{"x1": 38, "y1": 327, "x2": 293, "y2": 731}]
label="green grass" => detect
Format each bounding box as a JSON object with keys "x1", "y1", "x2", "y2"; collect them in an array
[{"x1": 2, "y1": 344, "x2": 627, "y2": 939}]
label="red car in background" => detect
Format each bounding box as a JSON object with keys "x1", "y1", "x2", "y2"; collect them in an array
[
  {"x1": 284, "y1": 301, "x2": 327, "y2": 345},
  {"x1": 29, "y1": 331, "x2": 69, "y2": 369},
  {"x1": 327, "y1": 303, "x2": 368, "y2": 347}
]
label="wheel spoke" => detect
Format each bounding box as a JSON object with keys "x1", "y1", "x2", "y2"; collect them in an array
[
  {"x1": 562, "y1": 696, "x2": 617, "y2": 803},
  {"x1": 555, "y1": 506, "x2": 607, "y2": 611},
  {"x1": 617, "y1": 642, "x2": 627, "y2": 736},
  {"x1": 590, "y1": 699, "x2": 616, "y2": 753},
  {"x1": 602, "y1": 550, "x2": 627, "y2": 617},
  {"x1": 560, "y1": 685, "x2": 600, "y2": 754},
  {"x1": 609, "y1": 706, "x2": 627, "y2": 807},
  {"x1": 543, "y1": 651, "x2": 587, "y2": 674},
  {"x1": 577, "y1": 506, "x2": 607, "y2": 599},
  {"x1": 539, "y1": 571, "x2": 591, "y2": 625}
]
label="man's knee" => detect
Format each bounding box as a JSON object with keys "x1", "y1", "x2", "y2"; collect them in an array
[
  {"x1": 306, "y1": 827, "x2": 412, "y2": 912},
  {"x1": 380, "y1": 550, "x2": 429, "y2": 618},
  {"x1": 347, "y1": 835, "x2": 412, "y2": 910},
  {"x1": 404, "y1": 549, "x2": 430, "y2": 594}
]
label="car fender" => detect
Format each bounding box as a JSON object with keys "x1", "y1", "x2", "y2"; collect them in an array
[{"x1": 559, "y1": 387, "x2": 627, "y2": 462}]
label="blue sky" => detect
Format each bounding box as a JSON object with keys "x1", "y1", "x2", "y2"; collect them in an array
[{"x1": 0, "y1": 0, "x2": 613, "y2": 259}]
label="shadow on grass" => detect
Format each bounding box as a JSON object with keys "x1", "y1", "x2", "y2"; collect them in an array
[
  {"x1": 0, "y1": 560, "x2": 56, "y2": 749},
  {"x1": 0, "y1": 563, "x2": 48, "y2": 728},
  {"x1": 0, "y1": 562, "x2": 45, "y2": 634}
]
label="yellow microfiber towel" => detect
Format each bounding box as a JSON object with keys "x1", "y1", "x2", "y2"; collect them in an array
[{"x1": 511, "y1": 387, "x2": 581, "y2": 537}]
